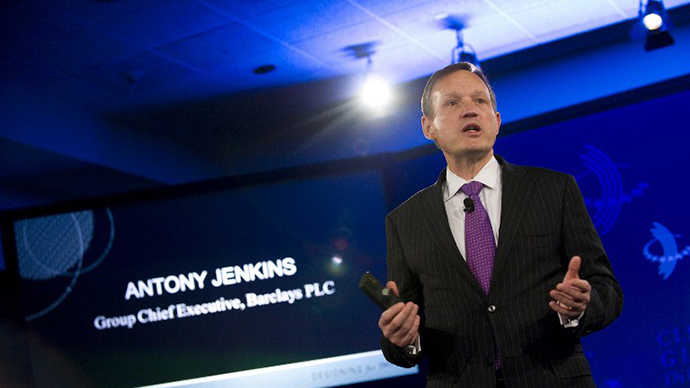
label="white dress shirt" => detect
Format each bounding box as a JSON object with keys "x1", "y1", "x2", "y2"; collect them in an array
[{"x1": 443, "y1": 156, "x2": 502, "y2": 259}]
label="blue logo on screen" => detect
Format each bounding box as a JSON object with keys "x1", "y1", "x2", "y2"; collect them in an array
[
  {"x1": 16, "y1": 209, "x2": 114, "y2": 320},
  {"x1": 643, "y1": 222, "x2": 690, "y2": 280},
  {"x1": 577, "y1": 145, "x2": 647, "y2": 235}
]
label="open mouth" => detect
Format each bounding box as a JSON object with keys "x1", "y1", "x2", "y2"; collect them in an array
[{"x1": 462, "y1": 124, "x2": 482, "y2": 133}]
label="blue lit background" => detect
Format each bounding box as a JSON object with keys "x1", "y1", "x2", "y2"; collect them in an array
[
  {"x1": 2, "y1": 1, "x2": 690, "y2": 387},
  {"x1": 378, "y1": 83, "x2": 690, "y2": 388}
]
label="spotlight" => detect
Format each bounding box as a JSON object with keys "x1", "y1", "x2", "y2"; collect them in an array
[
  {"x1": 643, "y1": 0, "x2": 665, "y2": 30},
  {"x1": 358, "y1": 52, "x2": 393, "y2": 109},
  {"x1": 360, "y1": 72, "x2": 391, "y2": 108},
  {"x1": 457, "y1": 49, "x2": 480, "y2": 68},
  {"x1": 342, "y1": 42, "x2": 393, "y2": 111},
  {"x1": 643, "y1": 12, "x2": 663, "y2": 31},
  {"x1": 638, "y1": 0, "x2": 675, "y2": 51},
  {"x1": 435, "y1": 13, "x2": 481, "y2": 67}
]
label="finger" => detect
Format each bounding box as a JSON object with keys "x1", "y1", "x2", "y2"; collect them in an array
[
  {"x1": 378, "y1": 301, "x2": 406, "y2": 328},
  {"x1": 380, "y1": 302, "x2": 416, "y2": 334},
  {"x1": 400, "y1": 315, "x2": 421, "y2": 346},
  {"x1": 557, "y1": 279, "x2": 591, "y2": 295},
  {"x1": 396, "y1": 305, "x2": 420, "y2": 346},
  {"x1": 549, "y1": 295, "x2": 585, "y2": 318},
  {"x1": 555, "y1": 279, "x2": 591, "y2": 299},
  {"x1": 550, "y1": 290, "x2": 588, "y2": 311},
  {"x1": 549, "y1": 301, "x2": 581, "y2": 319},
  {"x1": 383, "y1": 303, "x2": 419, "y2": 345},
  {"x1": 386, "y1": 281, "x2": 400, "y2": 297},
  {"x1": 397, "y1": 303, "x2": 419, "y2": 336},
  {"x1": 564, "y1": 256, "x2": 582, "y2": 280}
]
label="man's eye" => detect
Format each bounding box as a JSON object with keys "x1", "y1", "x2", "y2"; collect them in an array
[
  {"x1": 476, "y1": 98, "x2": 486, "y2": 104},
  {"x1": 447, "y1": 100, "x2": 457, "y2": 106}
]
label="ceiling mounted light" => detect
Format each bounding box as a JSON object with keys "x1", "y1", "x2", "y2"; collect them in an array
[
  {"x1": 342, "y1": 42, "x2": 392, "y2": 110},
  {"x1": 637, "y1": 0, "x2": 675, "y2": 51},
  {"x1": 360, "y1": 71, "x2": 391, "y2": 108},
  {"x1": 435, "y1": 13, "x2": 480, "y2": 67},
  {"x1": 643, "y1": 12, "x2": 663, "y2": 31}
]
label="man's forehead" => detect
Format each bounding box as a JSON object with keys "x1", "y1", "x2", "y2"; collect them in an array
[
  {"x1": 435, "y1": 89, "x2": 490, "y2": 98},
  {"x1": 432, "y1": 70, "x2": 490, "y2": 96}
]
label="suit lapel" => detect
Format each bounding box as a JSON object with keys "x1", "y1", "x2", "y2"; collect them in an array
[
  {"x1": 418, "y1": 157, "x2": 534, "y2": 297},
  {"x1": 417, "y1": 168, "x2": 486, "y2": 296},
  {"x1": 491, "y1": 155, "x2": 533, "y2": 289}
]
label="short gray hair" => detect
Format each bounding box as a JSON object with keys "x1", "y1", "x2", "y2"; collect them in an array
[{"x1": 420, "y1": 62, "x2": 497, "y2": 118}]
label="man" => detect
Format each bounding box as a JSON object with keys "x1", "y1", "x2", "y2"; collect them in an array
[{"x1": 378, "y1": 62, "x2": 623, "y2": 388}]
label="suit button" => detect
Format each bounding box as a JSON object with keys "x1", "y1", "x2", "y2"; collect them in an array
[
  {"x1": 488, "y1": 305, "x2": 496, "y2": 313},
  {"x1": 485, "y1": 357, "x2": 494, "y2": 367}
]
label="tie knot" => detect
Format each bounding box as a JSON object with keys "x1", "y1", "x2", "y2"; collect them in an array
[{"x1": 461, "y1": 181, "x2": 484, "y2": 196}]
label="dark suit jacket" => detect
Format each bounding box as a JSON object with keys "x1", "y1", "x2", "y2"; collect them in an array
[{"x1": 381, "y1": 155, "x2": 623, "y2": 388}]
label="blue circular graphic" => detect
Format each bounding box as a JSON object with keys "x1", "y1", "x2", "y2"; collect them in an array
[
  {"x1": 577, "y1": 145, "x2": 647, "y2": 235},
  {"x1": 643, "y1": 222, "x2": 690, "y2": 280}
]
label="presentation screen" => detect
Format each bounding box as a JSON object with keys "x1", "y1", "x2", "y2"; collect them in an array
[{"x1": 3, "y1": 169, "x2": 416, "y2": 388}]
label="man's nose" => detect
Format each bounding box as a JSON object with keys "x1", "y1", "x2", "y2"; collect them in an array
[{"x1": 462, "y1": 110, "x2": 478, "y2": 118}]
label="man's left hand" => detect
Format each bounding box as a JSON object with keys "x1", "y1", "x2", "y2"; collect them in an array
[{"x1": 549, "y1": 255, "x2": 591, "y2": 319}]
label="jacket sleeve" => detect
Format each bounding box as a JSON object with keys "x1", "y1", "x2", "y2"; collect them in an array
[
  {"x1": 380, "y1": 214, "x2": 425, "y2": 368},
  {"x1": 561, "y1": 175, "x2": 624, "y2": 337}
]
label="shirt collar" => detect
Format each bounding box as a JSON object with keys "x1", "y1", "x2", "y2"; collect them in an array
[{"x1": 443, "y1": 156, "x2": 502, "y2": 202}]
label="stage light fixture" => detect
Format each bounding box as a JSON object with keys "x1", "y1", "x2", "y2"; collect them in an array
[
  {"x1": 643, "y1": 12, "x2": 663, "y2": 30},
  {"x1": 435, "y1": 13, "x2": 481, "y2": 67},
  {"x1": 342, "y1": 42, "x2": 393, "y2": 111},
  {"x1": 638, "y1": 0, "x2": 675, "y2": 51},
  {"x1": 643, "y1": 0, "x2": 664, "y2": 30},
  {"x1": 457, "y1": 49, "x2": 480, "y2": 68},
  {"x1": 360, "y1": 71, "x2": 391, "y2": 108}
]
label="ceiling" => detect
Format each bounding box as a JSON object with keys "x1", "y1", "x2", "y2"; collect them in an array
[
  {"x1": 4, "y1": 0, "x2": 689, "y2": 112},
  {"x1": 1, "y1": 0, "x2": 690, "y2": 210}
]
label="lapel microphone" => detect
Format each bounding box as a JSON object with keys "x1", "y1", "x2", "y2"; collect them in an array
[{"x1": 463, "y1": 197, "x2": 475, "y2": 213}]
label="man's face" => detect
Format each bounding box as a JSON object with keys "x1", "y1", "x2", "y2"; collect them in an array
[{"x1": 422, "y1": 70, "x2": 501, "y2": 160}]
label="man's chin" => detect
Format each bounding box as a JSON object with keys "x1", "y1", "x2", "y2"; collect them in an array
[{"x1": 445, "y1": 146, "x2": 493, "y2": 160}]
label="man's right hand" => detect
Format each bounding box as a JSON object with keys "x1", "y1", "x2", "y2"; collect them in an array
[{"x1": 378, "y1": 281, "x2": 420, "y2": 348}]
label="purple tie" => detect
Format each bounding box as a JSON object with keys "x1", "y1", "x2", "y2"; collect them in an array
[{"x1": 461, "y1": 181, "x2": 495, "y2": 296}]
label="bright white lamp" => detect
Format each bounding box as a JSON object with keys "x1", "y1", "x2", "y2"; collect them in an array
[{"x1": 360, "y1": 72, "x2": 391, "y2": 108}]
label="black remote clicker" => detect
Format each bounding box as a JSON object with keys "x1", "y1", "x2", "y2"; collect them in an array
[{"x1": 359, "y1": 272, "x2": 403, "y2": 310}]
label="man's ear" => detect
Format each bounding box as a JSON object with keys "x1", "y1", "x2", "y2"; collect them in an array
[
  {"x1": 422, "y1": 115, "x2": 435, "y2": 140},
  {"x1": 494, "y1": 111, "x2": 501, "y2": 135}
]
